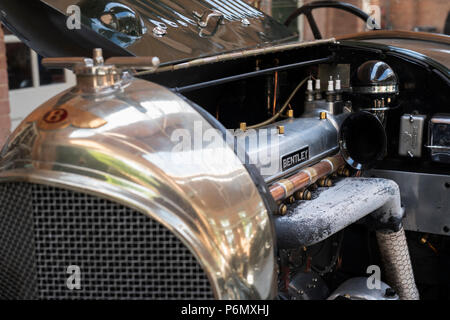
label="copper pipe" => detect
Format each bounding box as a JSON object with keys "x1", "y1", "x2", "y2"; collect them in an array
[
  {"x1": 272, "y1": 71, "x2": 278, "y2": 115},
  {"x1": 270, "y1": 154, "x2": 346, "y2": 202}
]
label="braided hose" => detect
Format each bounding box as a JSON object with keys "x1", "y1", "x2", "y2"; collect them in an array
[{"x1": 376, "y1": 228, "x2": 420, "y2": 300}]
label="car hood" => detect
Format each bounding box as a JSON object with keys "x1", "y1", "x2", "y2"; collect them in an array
[
  {"x1": 0, "y1": 0, "x2": 295, "y2": 65},
  {"x1": 338, "y1": 31, "x2": 450, "y2": 72}
]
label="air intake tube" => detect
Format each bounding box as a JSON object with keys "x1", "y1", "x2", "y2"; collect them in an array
[{"x1": 339, "y1": 111, "x2": 387, "y2": 170}]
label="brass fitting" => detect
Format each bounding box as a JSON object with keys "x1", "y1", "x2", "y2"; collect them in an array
[
  {"x1": 278, "y1": 125, "x2": 285, "y2": 134},
  {"x1": 337, "y1": 167, "x2": 351, "y2": 177},
  {"x1": 286, "y1": 196, "x2": 296, "y2": 204},
  {"x1": 420, "y1": 235, "x2": 438, "y2": 254},
  {"x1": 240, "y1": 122, "x2": 247, "y2": 132},
  {"x1": 320, "y1": 112, "x2": 327, "y2": 120},
  {"x1": 294, "y1": 189, "x2": 312, "y2": 201},
  {"x1": 278, "y1": 203, "x2": 288, "y2": 216},
  {"x1": 309, "y1": 183, "x2": 318, "y2": 191},
  {"x1": 287, "y1": 109, "x2": 294, "y2": 118},
  {"x1": 318, "y1": 177, "x2": 333, "y2": 187}
]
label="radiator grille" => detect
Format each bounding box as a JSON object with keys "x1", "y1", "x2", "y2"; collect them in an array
[{"x1": 0, "y1": 182, "x2": 214, "y2": 300}]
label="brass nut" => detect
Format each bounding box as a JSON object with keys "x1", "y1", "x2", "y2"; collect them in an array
[
  {"x1": 278, "y1": 204, "x2": 288, "y2": 216},
  {"x1": 338, "y1": 167, "x2": 351, "y2": 177},
  {"x1": 303, "y1": 190, "x2": 312, "y2": 200},
  {"x1": 240, "y1": 122, "x2": 247, "y2": 132},
  {"x1": 278, "y1": 125, "x2": 285, "y2": 134},
  {"x1": 317, "y1": 178, "x2": 325, "y2": 187},
  {"x1": 318, "y1": 177, "x2": 333, "y2": 187},
  {"x1": 287, "y1": 109, "x2": 294, "y2": 118},
  {"x1": 320, "y1": 112, "x2": 327, "y2": 120},
  {"x1": 294, "y1": 189, "x2": 312, "y2": 201},
  {"x1": 286, "y1": 196, "x2": 296, "y2": 204}
]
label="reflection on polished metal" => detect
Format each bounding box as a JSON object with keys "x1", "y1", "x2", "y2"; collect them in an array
[
  {"x1": 136, "y1": 38, "x2": 336, "y2": 76},
  {"x1": 328, "y1": 277, "x2": 399, "y2": 300},
  {"x1": 352, "y1": 60, "x2": 399, "y2": 93},
  {"x1": 270, "y1": 155, "x2": 345, "y2": 202},
  {"x1": 241, "y1": 18, "x2": 251, "y2": 26},
  {"x1": 427, "y1": 114, "x2": 450, "y2": 163},
  {"x1": 352, "y1": 84, "x2": 398, "y2": 94},
  {"x1": 193, "y1": 9, "x2": 225, "y2": 28},
  {"x1": 152, "y1": 26, "x2": 167, "y2": 37},
  {"x1": 21, "y1": 0, "x2": 296, "y2": 64},
  {"x1": 0, "y1": 52, "x2": 276, "y2": 300},
  {"x1": 367, "y1": 169, "x2": 450, "y2": 236},
  {"x1": 244, "y1": 110, "x2": 347, "y2": 183}
]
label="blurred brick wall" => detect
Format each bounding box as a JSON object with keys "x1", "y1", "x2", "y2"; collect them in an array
[
  {"x1": 246, "y1": 0, "x2": 273, "y2": 15},
  {"x1": 387, "y1": 0, "x2": 450, "y2": 33},
  {"x1": 0, "y1": 25, "x2": 10, "y2": 147},
  {"x1": 246, "y1": 0, "x2": 450, "y2": 40}
]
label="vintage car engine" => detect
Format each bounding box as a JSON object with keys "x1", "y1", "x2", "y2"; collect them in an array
[
  {"x1": 0, "y1": 46, "x2": 429, "y2": 300},
  {"x1": 230, "y1": 58, "x2": 418, "y2": 300}
]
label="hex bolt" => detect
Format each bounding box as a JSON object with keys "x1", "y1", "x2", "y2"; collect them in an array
[
  {"x1": 338, "y1": 167, "x2": 351, "y2": 177},
  {"x1": 318, "y1": 177, "x2": 333, "y2": 187},
  {"x1": 278, "y1": 204, "x2": 288, "y2": 216},
  {"x1": 286, "y1": 196, "x2": 296, "y2": 204},
  {"x1": 93, "y1": 48, "x2": 104, "y2": 66},
  {"x1": 384, "y1": 288, "x2": 397, "y2": 298},
  {"x1": 294, "y1": 189, "x2": 312, "y2": 201}
]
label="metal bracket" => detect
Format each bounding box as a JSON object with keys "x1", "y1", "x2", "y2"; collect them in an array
[
  {"x1": 42, "y1": 49, "x2": 160, "y2": 71},
  {"x1": 193, "y1": 10, "x2": 224, "y2": 28}
]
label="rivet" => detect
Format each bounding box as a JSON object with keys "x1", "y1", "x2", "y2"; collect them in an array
[
  {"x1": 241, "y1": 18, "x2": 251, "y2": 26},
  {"x1": 153, "y1": 26, "x2": 167, "y2": 36}
]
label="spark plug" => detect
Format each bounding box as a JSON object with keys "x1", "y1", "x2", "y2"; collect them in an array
[
  {"x1": 314, "y1": 79, "x2": 322, "y2": 100},
  {"x1": 326, "y1": 77, "x2": 335, "y2": 102},
  {"x1": 335, "y1": 75, "x2": 343, "y2": 102},
  {"x1": 306, "y1": 79, "x2": 314, "y2": 102}
]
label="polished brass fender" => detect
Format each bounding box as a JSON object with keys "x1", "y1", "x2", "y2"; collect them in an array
[{"x1": 0, "y1": 51, "x2": 276, "y2": 300}]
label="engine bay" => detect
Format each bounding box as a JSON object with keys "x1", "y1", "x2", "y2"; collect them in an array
[{"x1": 144, "y1": 41, "x2": 450, "y2": 300}]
